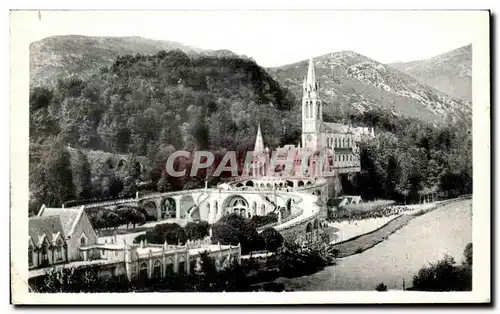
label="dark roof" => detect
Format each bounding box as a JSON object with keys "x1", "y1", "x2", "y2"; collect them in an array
[
  {"x1": 38, "y1": 207, "x2": 82, "y2": 237},
  {"x1": 29, "y1": 216, "x2": 66, "y2": 246},
  {"x1": 321, "y1": 122, "x2": 350, "y2": 133}
]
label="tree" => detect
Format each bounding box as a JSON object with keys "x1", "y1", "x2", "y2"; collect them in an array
[
  {"x1": 42, "y1": 143, "x2": 76, "y2": 207},
  {"x1": 185, "y1": 221, "x2": 209, "y2": 240},
  {"x1": 385, "y1": 155, "x2": 400, "y2": 198},
  {"x1": 30, "y1": 87, "x2": 53, "y2": 111},
  {"x1": 157, "y1": 170, "x2": 172, "y2": 192},
  {"x1": 135, "y1": 223, "x2": 187, "y2": 245},
  {"x1": 212, "y1": 214, "x2": 262, "y2": 254},
  {"x1": 73, "y1": 150, "x2": 92, "y2": 200},
  {"x1": 375, "y1": 282, "x2": 388, "y2": 291},
  {"x1": 99, "y1": 169, "x2": 123, "y2": 198},
  {"x1": 412, "y1": 253, "x2": 471, "y2": 291},
  {"x1": 261, "y1": 227, "x2": 284, "y2": 252},
  {"x1": 463, "y1": 243, "x2": 472, "y2": 267}
]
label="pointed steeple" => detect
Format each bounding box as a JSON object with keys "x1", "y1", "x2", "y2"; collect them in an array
[
  {"x1": 305, "y1": 57, "x2": 317, "y2": 92},
  {"x1": 254, "y1": 123, "x2": 265, "y2": 153}
]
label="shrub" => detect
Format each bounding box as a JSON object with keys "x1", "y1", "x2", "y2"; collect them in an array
[
  {"x1": 134, "y1": 223, "x2": 187, "y2": 245},
  {"x1": 261, "y1": 227, "x2": 284, "y2": 252},
  {"x1": 375, "y1": 282, "x2": 388, "y2": 291},
  {"x1": 463, "y1": 242, "x2": 472, "y2": 266},
  {"x1": 262, "y1": 282, "x2": 285, "y2": 292},
  {"x1": 411, "y1": 251, "x2": 472, "y2": 291}
]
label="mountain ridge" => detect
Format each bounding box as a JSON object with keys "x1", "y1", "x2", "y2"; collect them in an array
[
  {"x1": 388, "y1": 44, "x2": 472, "y2": 102},
  {"x1": 267, "y1": 49, "x2": 471, "y2": 124},
  {"x1": 30, "y1": 35, "x2": 243, "y2": 87}
]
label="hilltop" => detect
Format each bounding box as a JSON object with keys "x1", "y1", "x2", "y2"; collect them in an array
[
  {"x1": 30, "y1": 35, "x2": 241, "y2": 87},
  {"x1": 389, "y1": 44, "x2": 472, "y2": 102},
  {"x1": 268, "y1": 51, "x2": 471, "y2": 124}
]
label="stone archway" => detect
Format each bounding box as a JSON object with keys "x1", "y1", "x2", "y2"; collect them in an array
[
  {"x1": 142, "y1": 201, "x2": 158, "y2": 220},
  {"x1": 139, "y1": 262, "x2": 148, "y2": 281},
  {"x1": 179, "y1": 195, "x2": 195, "y2": 219},
  {"x1": 305, "y1": 222, "x2": 313, "y2": 242},
  {"x1": 178, "y1": 256, "x2": 186, "y2": 275},
  {"x1": 306, "y1": 222, "x2": 313, "y2": 233},
  {"x1": 222, "y1": 195, "x2": 249, "y2": 217},
  {"x1": 153, "y1": 260, "x2": 162, "y2": 278},
  {"x1": 160, "y1": 197, "x2": 176, "y2": 219},
  {"x1": 298, "y1": 181, "x2": 304, "y2": 187},
  {"x1": 246, "y1": 180, "x2": 254, "y2": 187},
  {"x1": 313, "y1": 219, "x2": 319, "y2": 229}
]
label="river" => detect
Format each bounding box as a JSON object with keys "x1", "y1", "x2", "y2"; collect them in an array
[{"x1": 276, "y1": 199, "x2": 472, "y2": 291}]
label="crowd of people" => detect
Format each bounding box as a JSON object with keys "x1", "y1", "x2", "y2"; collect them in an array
[{"x1": 327, "y1": 203, "x2": 429, "y2": 223}]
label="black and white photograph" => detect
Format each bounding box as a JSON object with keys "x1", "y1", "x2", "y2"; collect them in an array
[{"x1": 9, "y1": 8, "x2": 490, "y2": 304}]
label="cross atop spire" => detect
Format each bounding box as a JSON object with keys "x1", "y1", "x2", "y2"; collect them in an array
[{"x1": 254, "y1": 123, "x2": 265, "y2": 153}]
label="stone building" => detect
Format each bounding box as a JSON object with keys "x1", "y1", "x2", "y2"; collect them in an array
[{"x1": 36, "y1": 205, "x2": 99, "y2": 262}]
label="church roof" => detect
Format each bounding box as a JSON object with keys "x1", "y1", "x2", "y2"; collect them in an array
[
  {"x1": 321, "y1": 122, "x2": 351, "y2": 133},
  {"x1": 254, "y1": 123, "x2": 265, "y2": 153},
  {"x1": 37, "y1": 206, "x2": 84, "y2": 238},
  {"x1": 29, "y1": 216, "x2": 65, "y2": 246},
  {"x1": 303, "y1": 57, "x2": 319, "y2": 92}
]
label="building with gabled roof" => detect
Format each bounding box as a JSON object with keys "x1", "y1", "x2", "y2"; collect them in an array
[
  {"x1": 36, "y1": 205, "x2": 98, "y2": 263},
  {"x1": 28, "y1": 215, "x2": 68, "y2": 269}
]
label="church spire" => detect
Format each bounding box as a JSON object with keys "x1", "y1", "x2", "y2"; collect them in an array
[
  {"x1": 305, "y1": 57, "x2": 317, "y2": 92},
  {"x1": 254, "y1": 123, "x2": 264, "y2": 153}
]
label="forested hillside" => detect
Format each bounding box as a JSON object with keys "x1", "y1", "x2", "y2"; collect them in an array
[
  {"x1": 29, "y1": 50, "x2": 301, "y2": 213},
  {"x1": 30, "y1": 49, "x2": 300, "y2": 154},
  {"x1": 30, "y1": 35, "x2": 242, "y2": 87}
]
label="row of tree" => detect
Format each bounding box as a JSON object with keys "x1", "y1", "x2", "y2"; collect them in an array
[
  {"x1": 133, "y1": 221, "x2": 210, "y2": 245},
  {"x1": 344, "y1": 109, "x2": 472, "y2": 203},
  {"x1": 86, "y1": 206, "x2": 152, "y2": 232}
]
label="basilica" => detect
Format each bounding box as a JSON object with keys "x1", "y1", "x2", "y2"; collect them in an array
[{"x1": 252, "y1": 57, "x2": 375, "y2": 178}]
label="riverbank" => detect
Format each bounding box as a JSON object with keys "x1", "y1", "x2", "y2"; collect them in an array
[
  {"x1": 329, "y1": 199, "x2": 464, "y2": 258},
  {"x1": 330, "y1": 214, "x2": 413, "y2": 258},
  {"x1": 275, "y1": 198, "x2": 472, "y2": 291}
]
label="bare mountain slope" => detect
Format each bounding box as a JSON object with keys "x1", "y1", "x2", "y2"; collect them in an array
[
  {"x1": 389, "y1": 44, "x2": 472, "y2": 102},
  {"x1": 268, "y1": 51, "x2": 471, "y2": 124}
]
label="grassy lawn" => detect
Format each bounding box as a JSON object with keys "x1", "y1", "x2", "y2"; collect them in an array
[{"x1": 330, "y1": 215, "x2": 414, "y2": 258}]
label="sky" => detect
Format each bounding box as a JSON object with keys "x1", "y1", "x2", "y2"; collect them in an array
[{"x1": 22, "y1": 10, "x2": 483, "y2": 67}]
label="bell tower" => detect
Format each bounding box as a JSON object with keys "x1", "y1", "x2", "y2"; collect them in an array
[{"x1": 302, "y1": 57, "x2": 322, "y2": 151}]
